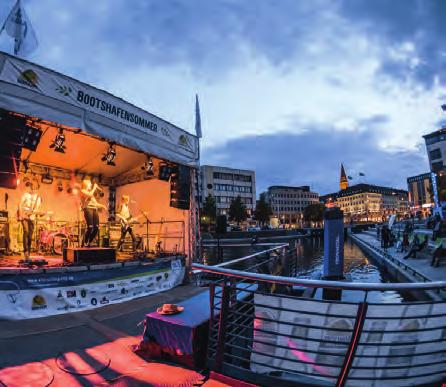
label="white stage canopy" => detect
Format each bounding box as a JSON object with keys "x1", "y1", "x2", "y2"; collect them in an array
[{"x1": 0, "y1": 52, "x2": 199, "y2": 167}]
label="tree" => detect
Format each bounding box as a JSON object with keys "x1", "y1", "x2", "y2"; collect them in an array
[
  {"x1": 303, "y1": 203, "x2": 325, "y2": 225},
  {"x1": 229, "y1": 195, "x2": 248, "y2": 225},
  {"x1": 254, "y1": 193, "x2": 273, "y2": 225},
  {"x1": 201, "y1": 194, "x2": 217, "y2": 221},
  {"x1": 201, "y1": 194, "x2": 216, "y2": 231}
]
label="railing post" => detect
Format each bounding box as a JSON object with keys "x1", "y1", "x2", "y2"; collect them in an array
[
  {"x1": 214, "y1": 281, "x2": 231, "y2": 372},
  {"x1": 336, "y1": 301, "x2": 368, "y2": 387}
]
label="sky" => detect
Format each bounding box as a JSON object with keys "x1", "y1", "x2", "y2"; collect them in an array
[{"x1": 1, "y1": 0, "x2": 445, "y2": 195}]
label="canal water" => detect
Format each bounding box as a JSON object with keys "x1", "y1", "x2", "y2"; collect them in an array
[{"x1": 203, "y1": 236, "x2": 413, "y2": 302}]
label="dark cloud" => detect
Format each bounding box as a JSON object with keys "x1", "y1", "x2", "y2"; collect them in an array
[
  {"x1": 202, "y1": 127, "x2": 428, "y2": 195},
  {"x1": 339, "y1": 0, "x2": 446, "y2": 88}
]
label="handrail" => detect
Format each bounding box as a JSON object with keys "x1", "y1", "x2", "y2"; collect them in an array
[
  {"x1": 202, "y1": 242, "x2": 285, "y2": 248},
  {"x1": 193, "y1": 243, "x2": 288, "y2": 273},
  {"x1": 192, "y1": 263, "x2": 446, "y2": 291}
]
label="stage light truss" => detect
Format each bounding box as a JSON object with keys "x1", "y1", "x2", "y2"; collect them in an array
[
  {"x1": 102, "y1": 143, "x2": 117, "y2": 166},
  {"x1": 49, "y1": 128, "x2": 66, "y2": 153}
]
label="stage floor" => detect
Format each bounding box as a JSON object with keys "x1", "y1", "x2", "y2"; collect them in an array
[{"x1": 0, "y1": 251, "x2": 156, "y2": 269}]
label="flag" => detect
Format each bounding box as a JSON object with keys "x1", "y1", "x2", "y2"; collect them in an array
[
  {"x1": 348, "y1": 176, "x2": 353, "y2": 180},
  {"x1": 1, "y1": 0, "x2": 38, "y2": 56},
  {"x1": 359, "y1": 172, "x2": 365, "y2": 176},
  {"x1": 195, "y1": 94, "x2": 202, "y2": 138}
]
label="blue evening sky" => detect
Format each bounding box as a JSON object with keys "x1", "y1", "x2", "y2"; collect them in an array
[{"x1": 1, "y1": 0, "x2": 445, "y2": 195}]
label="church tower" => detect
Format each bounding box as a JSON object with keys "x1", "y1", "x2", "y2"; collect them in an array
[{"x1": 340, "y1": 163, "x2": 348, "y2": 190}]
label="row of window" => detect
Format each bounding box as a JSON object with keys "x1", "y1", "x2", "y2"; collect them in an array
[
  {"x1": 214, "y1": 184, "x2": 252, "y2": 193},
  {"x1": 213, "y1": 172, "x2": 252, "y2": 182},
  {"x1": 430, "y1": 148, "x2": 442, "y2": 160},
  {"x1": 215, "y1": 196, "x2": 252, "y2": 205},
  {"x1": 425, "y1": 134, "x2": 446, "y2": 145},
  {"x1": 271, "y1": 193, "x2": 318, "y2": 199},
  {"x1": 274, "y1": 207, "x2": 306, "y2": 212},
  {"x1": 272, "y1": 200, "x2": 315, "y2": 206}
]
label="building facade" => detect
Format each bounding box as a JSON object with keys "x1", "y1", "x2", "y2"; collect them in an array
[
  {"x1": 407, "y1": 172, "x2": 433, "y2": 216},
  {"x1": 423, "y1": 128, "x2": 446, "y2": 173},
  {"x1": 265, "y1": 185, "x2": 319, "y2": 227},
  {"x1": 321, "y1": 184, "x2": 409, "y2": 222},
  {"x1": 200, "y1": 165, "x2": 256, "y2": 216}
]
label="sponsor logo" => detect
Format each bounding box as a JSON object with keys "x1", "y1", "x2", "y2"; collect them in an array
[
  {"x1": 55, "y1": 85, "x2": 72, "y2": 96},
  {"x1": 121, "y1": 288, "x2": 128, "y2": 295},
  {"x1": 18, "y1": 69, "x2": 39, "y2": 88},
  {"x1": 131, "y1": 279, "x2": 140, "y2": 283},
  {"x1": 156, "y1": 275, "x2": 162, "y2": 282},
  {"x1": 80, "y1": 289, "x2": 87, "y2": 298},
  {"x1": 31, "y1": 295, "x2": 47, "y2": 310},
  {"x1": 164, "y1": 273, "x2": 169, "y2": 279},
  {"x1": 116, "y1": 281, "x2": 127, "y2": 287},
  {"x1": 91, "y1": 298, "x2": 98, "y2": 306},
  {"x1": 107, "y1": 284, "x2": 115, "y2": 289},
  {"x1": 57, "y1": 290, "x2": 64, "y2": 299},
  {"x1": 178, "y1": 134, "x2": 193, "y2": 151},
  {"x1": 100, "y1": 296, "x2": 109, "y2": 305},
  {"x1": 66, "y1": 290, "x2": 76, "y2": 298},
  {"x1": 7, "y1": 293, "x2": 18, "y2": 304}
]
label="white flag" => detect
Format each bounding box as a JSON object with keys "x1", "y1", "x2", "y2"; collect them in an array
[
  {"x1": 1, "y1": 0, "x2": 38, "y2": 56},
  {"x1": 195, "y1": 94, "x2": 202, "y2": 138}
]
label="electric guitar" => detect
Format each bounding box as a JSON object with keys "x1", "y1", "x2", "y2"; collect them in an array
[{"x1": 117, "y1": 212, "x2": 148, "y2": 228}]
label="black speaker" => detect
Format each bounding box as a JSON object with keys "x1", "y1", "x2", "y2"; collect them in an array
[
  {"x1": 22, "y1": 125, "x2": 42, "y2": 151},
  {"x1": 159, "y1": 164, "x2": 171, "y2": 181},
  {"x1": 0, "y1": 110, "x2": 25, "y2": 189},
  {"x1": 170, "y1": 165, "x2": 190, "y2": 210}
]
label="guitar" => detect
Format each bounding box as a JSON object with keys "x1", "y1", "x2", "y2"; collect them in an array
[
  {"x1": 117, "y1": 212, "x2": 148, "y2": 228},
  {"x1": 17, "y1": 209, "x2": 54, "y2": 221}
]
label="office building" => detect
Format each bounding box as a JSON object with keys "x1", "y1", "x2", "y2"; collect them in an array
[
  {"x1": 265, "y1": 185, "x2": 319, "y2": 226},
  {"x1": 423, "y1": 128, "x2": 446, "y2": 173},
  {"x1": 321, "y1": 184, "x2": 409, "y2": 222},
  {"x1": 200, "y1": 165, "x2": 256, "y2": 216}
]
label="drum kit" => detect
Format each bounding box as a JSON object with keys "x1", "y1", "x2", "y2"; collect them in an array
[{"x1": 37, "y1": 222, "x2": 78, "y2": 255}]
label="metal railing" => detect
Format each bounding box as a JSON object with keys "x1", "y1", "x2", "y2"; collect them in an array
[{"x1": 193, "y1": 246, "x2": 446, "y2": 387}]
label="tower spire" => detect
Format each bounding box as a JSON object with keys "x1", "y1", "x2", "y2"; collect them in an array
[{"x1": 340, "y1": 163, "x2": 348, "y2": 190}]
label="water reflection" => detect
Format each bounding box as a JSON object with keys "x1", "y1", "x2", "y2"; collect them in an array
[
  {"x1": 203, "y1": 236, "x2": 411, "y2": 302},
  {"x1": 296, "y1": 237, "x2": 410, "y2": 302}
]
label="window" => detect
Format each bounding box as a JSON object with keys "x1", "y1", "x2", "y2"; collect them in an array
[
  {"x1": 430, "y1": 148, "x2": 442, "y2": 160},
  {"x1": 233, "y1": 174, "x2": 252, "y2": 182},
  {"x1": 432, "y1": 161, "x2": 444, "y2": 172},
  {"x1": 213, "y1": 172, "x2": 233, "y2": 180}
]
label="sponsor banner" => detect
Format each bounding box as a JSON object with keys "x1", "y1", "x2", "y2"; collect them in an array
[
  {"x1": 252, "y1": 294, "x2": 446, "y2": 386},
  {"x1": 0, "y1": 52, "x2": 199, "y2": 166},
  {"x1": 0, "y1": 259, "x2": 185, "y2": 320}
]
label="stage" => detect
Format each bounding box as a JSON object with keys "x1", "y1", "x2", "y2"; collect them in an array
[{"x1": 0, "y1": 51, "x2": 201, "y2": 320}]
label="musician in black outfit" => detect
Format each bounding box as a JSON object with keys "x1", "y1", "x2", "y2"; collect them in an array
[
  {"x1": 116, "y1": 194, "x2": 136, "y2": 252},
  {"x1": 80, "y1": 178, "x2": 106, "y2": 247},
  {"x1": 18, "y1": 184, "x2": 42, "y2": 259}
]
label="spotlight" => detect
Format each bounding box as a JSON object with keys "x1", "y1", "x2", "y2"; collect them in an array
[
  {"x1": 141, "y1": 156, "x2": 154, "y2": 176},
  {"x1": 101, "y1": 143, "x2": 116, "y2": 166},
  {"x1": 67, "y1": 186, "x2": 73, "y2": 194},
  {"x1": 23, "y1": 177, "x2": 31, "y2": 187},
  {"x1": 49, "y1": 128, "x2": 66, "y2": 153},
  {"x1": 57, "y1": 180, "x2": 63, "y2": 192},
  {"x1": 41, "y1": 172, "x2": 53, "y2": 184}
]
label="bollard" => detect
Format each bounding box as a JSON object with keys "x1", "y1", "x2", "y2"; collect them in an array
[
  {"x1": 323, "y1": 207, "x2": 345, "y2": 280},
  {"x1": 323, "y1": 207, "x2": 344, "y2": 301}
]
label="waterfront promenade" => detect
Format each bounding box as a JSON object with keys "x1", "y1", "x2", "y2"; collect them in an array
[
  {"x1": 0, "y1": 285, "x2": 228, "y2": 387},
  {"x1": 351, "y1": 230, "x2": 446, "y2": 297}
]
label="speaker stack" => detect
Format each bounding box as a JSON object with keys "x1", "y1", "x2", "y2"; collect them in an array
[
  {"x1": 0, "y1": 109, "x2": 42, "y2": 189},
  {"x1": 170, "y1": 165, "x2": 191, "y2": 210}
]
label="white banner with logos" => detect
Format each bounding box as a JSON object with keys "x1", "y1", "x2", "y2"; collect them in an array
[
  {"x1": 251, "y1": 294, "x2": 446, "y2": 386},
  {"x1": 0, "y1": 52, "x2": 199, "y2": 166},
  {"x1": 0, "y1": 259, "x2": 185, "y2": 320}
]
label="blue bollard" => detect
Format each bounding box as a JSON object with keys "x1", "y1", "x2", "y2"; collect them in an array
[{"x1": 323, "y1": 207, "x2": 344, "y2": 280}]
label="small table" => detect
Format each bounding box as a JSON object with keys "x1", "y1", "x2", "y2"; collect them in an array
[{"x1": 138, "y1": 291, "x2": 210, "y2": 369}]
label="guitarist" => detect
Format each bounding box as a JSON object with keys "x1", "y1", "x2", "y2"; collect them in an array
[
  {"x1": 18, "y1": 183, "x2": 42, "y2": 259},
  {"x1": 116, "y1": 194, "x2": 137, "y2": 252}
]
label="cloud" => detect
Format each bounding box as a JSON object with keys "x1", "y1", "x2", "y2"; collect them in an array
[
  {"x1": 202, "y1": 126, "x2": 428, "y2": 194},
  {"x1": 0, "y1": 0, "x2": 443, "y2": 192}
]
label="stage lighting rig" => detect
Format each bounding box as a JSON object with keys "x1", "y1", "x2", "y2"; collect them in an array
[
  {"x1": 49, "y1": 128, "x2": 66, "y2": 153},
  {"x1": 141, "y1": 156, "x2": 154, "y2": 176},
  {"x1": 102, "y1": 143, "x2": 116, "y2": 166}
]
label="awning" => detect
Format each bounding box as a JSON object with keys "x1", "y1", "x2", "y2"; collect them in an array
[{"x1": 0, "y1": 52, "x2": 199, "y2": 167}]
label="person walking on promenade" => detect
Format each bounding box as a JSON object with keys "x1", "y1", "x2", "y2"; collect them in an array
[{"x1": 400, "y1": 230, "x2": 409, "y2": 253}]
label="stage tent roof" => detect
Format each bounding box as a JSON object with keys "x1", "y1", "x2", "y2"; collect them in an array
[
  {"x1": 0, "y1": 52, "x2": 199, "y2": 167},
  {"x1": 22, "y1": 124, "x2": 148, "y2": 179}
]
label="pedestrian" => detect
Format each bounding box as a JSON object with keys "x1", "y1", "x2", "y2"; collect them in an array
[{"x1": 400, "y1": 230, "x2": 409, "y2": 253}]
